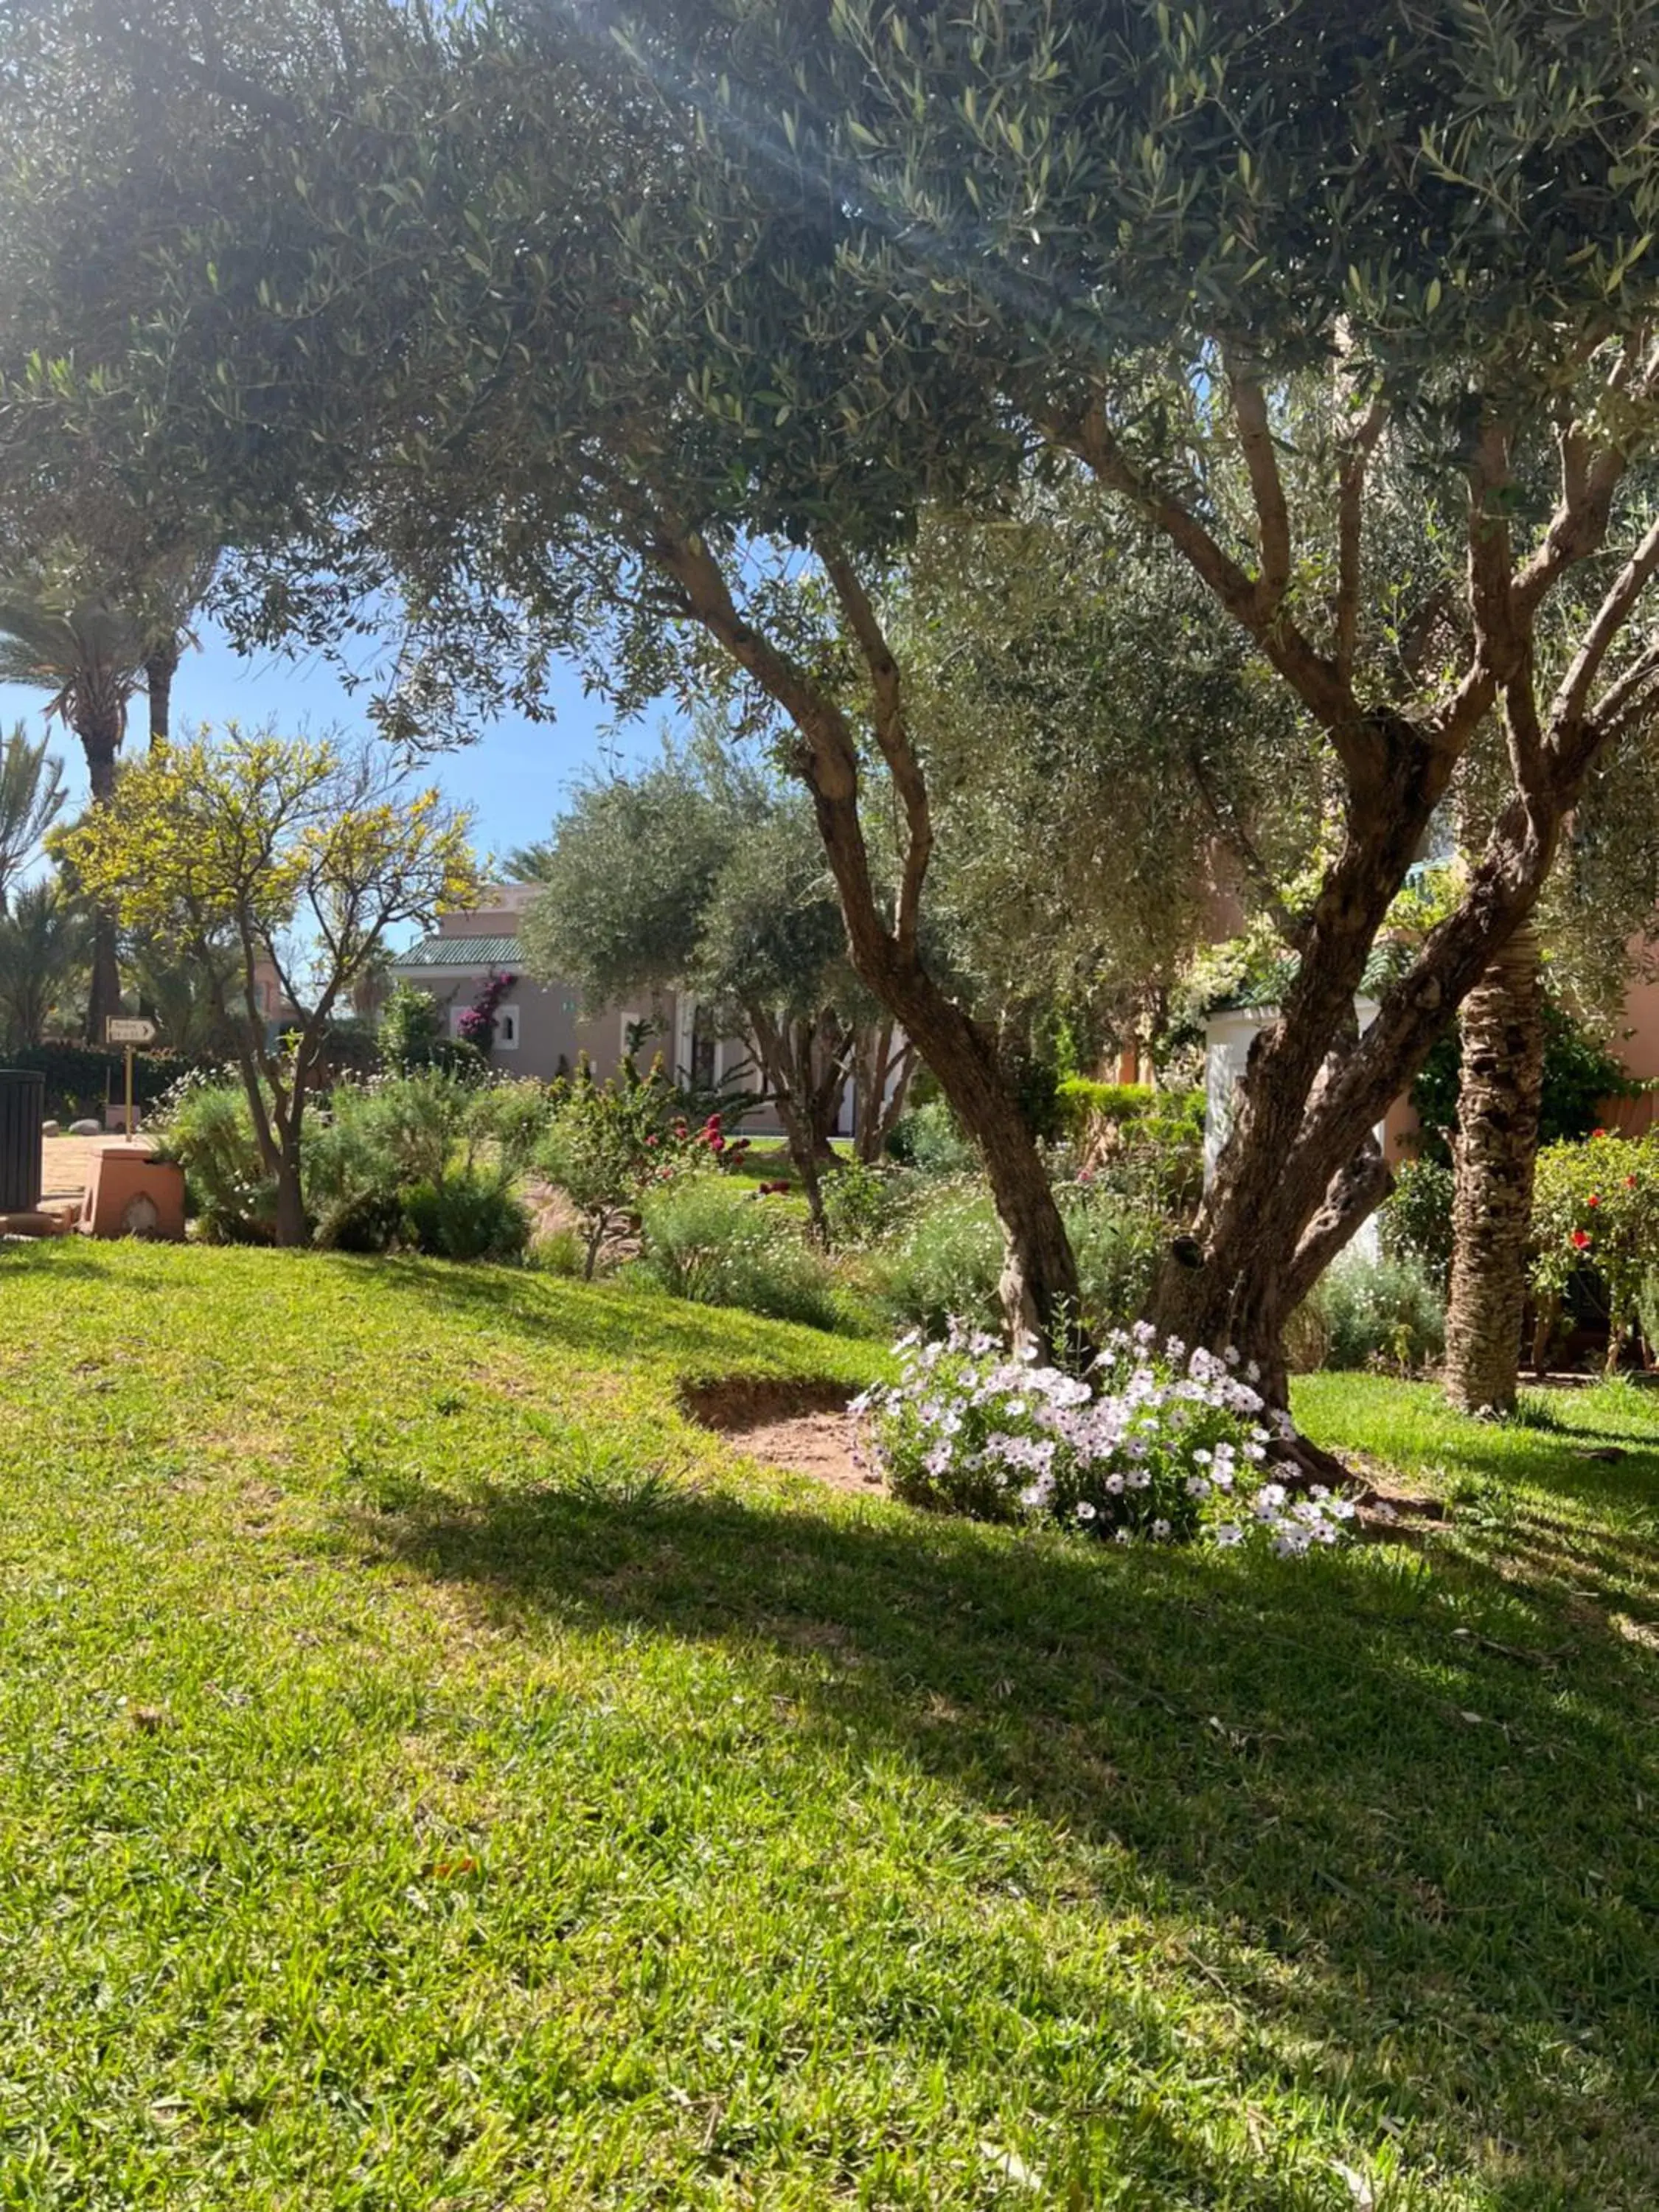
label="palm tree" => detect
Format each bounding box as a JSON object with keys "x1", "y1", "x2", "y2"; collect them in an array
[
  {"x1": 0, "y1": 589, "x2": 146, "y2": 1037},
  {"x1": 0, "y1": 877, "x2": 88, "y2": 1050},
  {"x1": 0, "y1": 722, "x2": 67, "y2": 909}
]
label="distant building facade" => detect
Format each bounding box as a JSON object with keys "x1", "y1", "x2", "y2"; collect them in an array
[{"x1": 391, "y1": 886, "x2": 856, "y2": 1135}]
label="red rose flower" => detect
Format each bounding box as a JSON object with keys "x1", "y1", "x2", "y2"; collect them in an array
[
  {"x1": 1572, "y1": 1228, "x2": 1592, "y2": 1249},
  {"x1": 1587, "y1": 1192, "x2": 1600, "y2": 1207}
]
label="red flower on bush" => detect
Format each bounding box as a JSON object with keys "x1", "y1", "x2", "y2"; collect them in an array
[
  {"x1": 1593, "y1": 1127, "x2": 1610, "y2": 1141},
  {"x1": 1572, "y1": 1228, "x2": 1592, "y2": 1249},
  {"x1": 1627, "y1": 1175, "x2": 1640, "y2": 1190},
  {"x1": 1587, "y1": 1192, "x2": 1601, "y2": 1208}
]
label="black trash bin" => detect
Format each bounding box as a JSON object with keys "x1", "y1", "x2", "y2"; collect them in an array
[{"x1": 0, "y1": 1068, "x2": 45, "y2": 1212}]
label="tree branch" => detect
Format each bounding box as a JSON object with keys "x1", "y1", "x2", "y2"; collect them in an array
[
  {"x1": 1504, "y1": 657, "x2": 1552, "y2": 831},
  {"x1": 1548, "y1": 512, "x2": 1659, "y2": 743},
  {"x1": 1335, "y1": 398, "x2": 1387, "y2": 686},
  {"x1": 1587, "y1": 631, "x2": 1659, "y2": 737},
  {"x1": 648, "y1": 531, "x2": 859, "y2": 800},
  {"x1": 1512, "y1": 331, "x2": 1659, "y2": 623},
  {"x1": 1062, "y1": 401, "x2": 1374, "y2": 774},
  {"x1": 816, "y1": 543, "x2": 931, "y2": 957},
  {"x1": 1225, "y1": 361, "x2": 1293, "y2": 620},
  {"x1": 1284, "y1": 1142, "x2": 1395, "y2": 1312},
  {"x1": 1465, "y1": 418, "x2": 1522, "y2": 681},
  {"x1": 644, "y1": 528, "x2": 905, "y2": 992}
]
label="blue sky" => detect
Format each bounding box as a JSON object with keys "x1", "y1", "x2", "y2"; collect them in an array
[{"x1": 0, "y1": 611, "x2": 670, "y2": 882}]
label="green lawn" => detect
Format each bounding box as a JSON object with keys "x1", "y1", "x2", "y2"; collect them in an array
[{"x1": 1, "y1": 1245, "x2": 1656, "y2": 2208}]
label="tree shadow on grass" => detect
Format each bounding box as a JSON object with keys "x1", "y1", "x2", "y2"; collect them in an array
[{"x1": 360, "y1": 1447, "x2": 1659, "y2": 2208}]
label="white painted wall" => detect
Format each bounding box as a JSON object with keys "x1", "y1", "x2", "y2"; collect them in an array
[{"x1": 1203, "y1": 999, "x2": 1385, "y2": 1261}]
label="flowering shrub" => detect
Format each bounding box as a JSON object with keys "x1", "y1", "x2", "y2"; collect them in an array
[
  {"x1": 455, "y1": 970, "x2": 517, "y2": 1055},
  {"x1": 857, "y1": 1321, "x2": 1354, "y2": 1554},
  {"x1": 1531, "y1": 1128, "x2": 1659, "y2": 1371},
  {"x1": 1287, "y1": 1249, "x2": 1445, "y2": 1375},
  {"x1": 535, "y1": 1065, "x2": 750, "y2": 1278}
]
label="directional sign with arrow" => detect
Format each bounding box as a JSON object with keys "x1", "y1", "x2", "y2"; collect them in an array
[{"x1": 105, "y1": 1018, "x2": 159, "y2": 1046}]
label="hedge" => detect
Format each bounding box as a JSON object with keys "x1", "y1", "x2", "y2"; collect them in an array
[{"x1": 1, "y1": 1046, "x2": 206, "y2": 1122}]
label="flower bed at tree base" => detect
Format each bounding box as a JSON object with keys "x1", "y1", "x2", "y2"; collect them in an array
[{"x1": 855, "y1": 1321, "x2": 1355, "y2": 1556}]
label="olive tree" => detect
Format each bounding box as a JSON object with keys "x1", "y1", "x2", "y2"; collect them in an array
[{"x1": 517, "y1": 736, "x2": 914, "y2": 1231}]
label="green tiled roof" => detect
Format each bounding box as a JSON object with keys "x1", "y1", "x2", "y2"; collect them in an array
[{"x1": 395, "y1": 936, "x2": 522, "y2": 968}]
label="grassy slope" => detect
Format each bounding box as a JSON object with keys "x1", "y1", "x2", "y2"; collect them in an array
[{"x1": 0, "y1": 1248, "x2": 1654, "y2": 2209}]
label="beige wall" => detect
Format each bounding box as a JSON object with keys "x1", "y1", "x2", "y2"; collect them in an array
[
  {"x1": 402, "y1": 891, "x2": 850, "y2": 1137},
  {"x1": 395, "y1": 966, "x2": 683, "y2": 1088}
]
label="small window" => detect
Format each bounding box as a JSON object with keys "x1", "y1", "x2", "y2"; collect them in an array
[{"x1": 496, "y1": 1004, "x2": 520, "y2": 1051}]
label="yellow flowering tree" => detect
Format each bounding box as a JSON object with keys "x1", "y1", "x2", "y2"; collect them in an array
[{"x1": 60, "y1": 726, "x2": 477, "y2": 1245}]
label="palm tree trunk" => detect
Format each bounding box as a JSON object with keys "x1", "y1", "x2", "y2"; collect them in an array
[
  {"x1": 1444, "y1": 922, "x2": 1545, "y2": 1414},
  {"x1": 145, "y1": 636, "x2": 179, "y2": 751},
  {"x1": 80, "y1": 731, "x2": 123, "y2": 1043}
]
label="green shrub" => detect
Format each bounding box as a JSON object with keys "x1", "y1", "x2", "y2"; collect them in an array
[
  {"x1": 633, "y1": 1173, "x2": 841, "y2": 1329},
  {"x1": 872, "y1": 1177, "x2": 1162, "y2": 1340},
  {"x1": 537, "y1": 1066, "x2": 730, "y2": 1276},
  {"x1": 159, "y1": 1065, "x2": 538, "y2": 1256},
  {"x1": 1060, "y1": 1082, "x2": 1204, "y2": 1211},
  {"x1": 403, "y1": 1169, "x2": 530, "y2": 1262},
  {"x1": 299, "y1": 1099, "x2": 405, "y2": 1252},
  {"x1": 869, "y1": 1179, "x2": 1001, "y2": 1335},
  {"x1": 346, "y1": 1069, "x2": 476, "y2": 1186},
  {"x1": 376, "y1": 984, "x2": 487, "y2": 1080},
  {"x1": 469, "y1": 1077, "x2": 555, "y2": 1175},
  {"x1": 1065, "y1": 1188, "x2": 1165, "y2": 1334},
  {"x1": 884, "y1": 1097, "x2": 978, "y2": 1175},
  {"x1": 299, "y1": 1071, "x2": 481, "y2": 1251},
  {"x1": 16, "y1": 1042, "x2": 208, "y2": 1124},
  {"x1": 820, "y1": 1160, "x2": 920, "y2": 1248},
  {"x1": 1289, "y1": 1249, "x2": 1445, "y2": 1374},
  {"x1": 1379, "y1": 1157, "x2": 1455, "y2": 1289},
  {"x1": 378, "y1": 981, "x2": 446, "y2": 1071},
  {"x1": 1054, "y1": 1079, "x2": 1157, "y2": 1133},
  {"x1": 152, "y1": 1076, "x2": 276, "y2": 1241},
  {"x1": 529, "y1": 1225, "x2": 585, "y2": 1276}
]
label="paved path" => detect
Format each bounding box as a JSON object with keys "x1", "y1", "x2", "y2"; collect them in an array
[{"x1": 41, "y1": 1133, "x2": 158, "y2": 1203}]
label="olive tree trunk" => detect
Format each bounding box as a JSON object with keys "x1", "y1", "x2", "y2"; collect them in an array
[
  {"x1": 853, "y1": 1018, "x2": 917, "y2": 1164},
  {"x1": 1443, "y1": 924, "x2": 1545, "y2": 1413}
]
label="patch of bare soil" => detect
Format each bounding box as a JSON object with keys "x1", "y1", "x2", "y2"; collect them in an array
[
  {"x1": 679, "y1": 1377, "x2": 885, "y2": 1498},
  {"x1": 1347, "y1": 1459, "x2": 1450, "y2": 1544}
]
